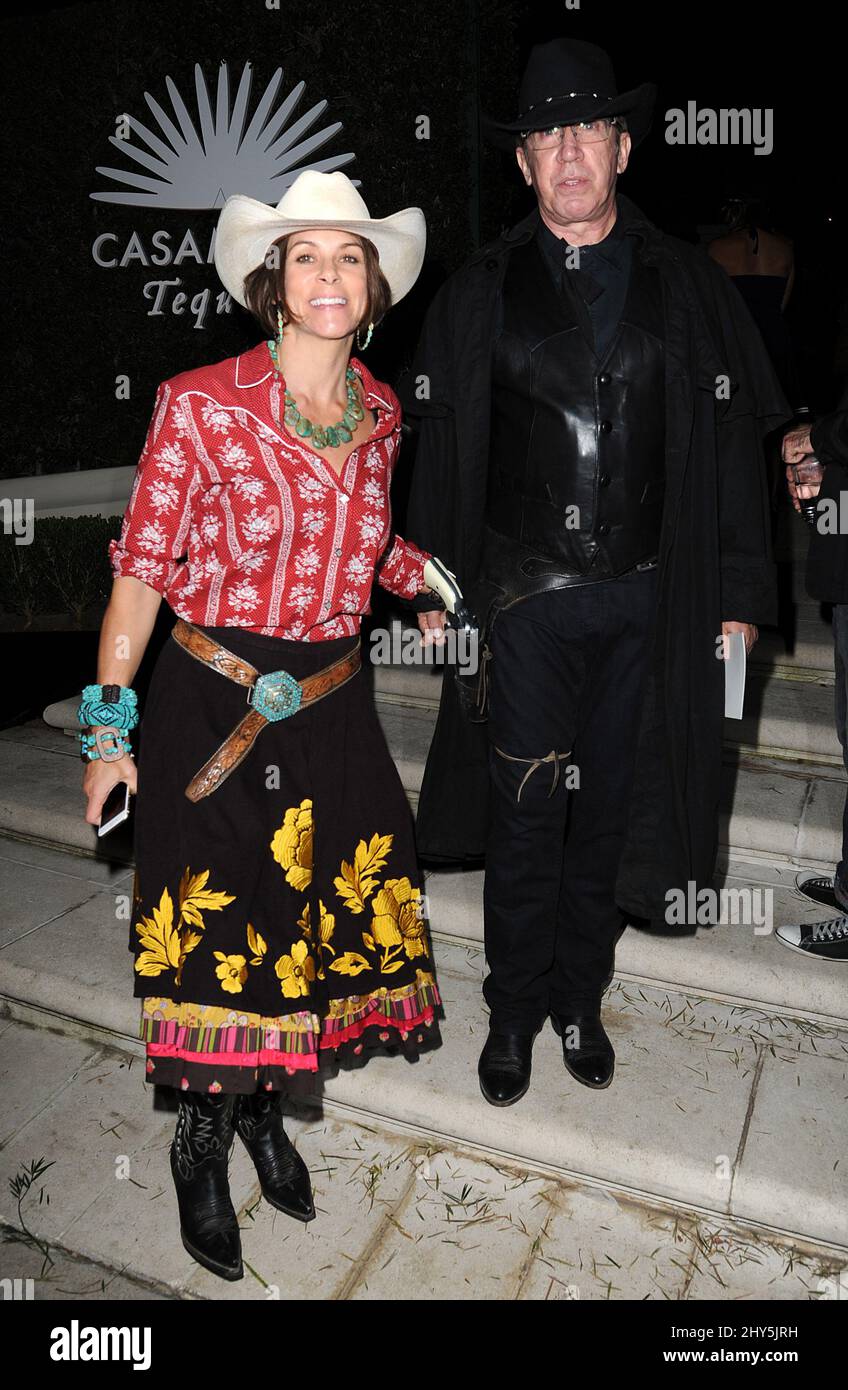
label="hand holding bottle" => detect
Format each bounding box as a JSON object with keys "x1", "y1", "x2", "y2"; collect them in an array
[{"x1": 785, "y1": 455, "x2": 824, "y2": 527}]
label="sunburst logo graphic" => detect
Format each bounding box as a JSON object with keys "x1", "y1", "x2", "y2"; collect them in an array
[{"x1": 91, "y1": 61, "x2": 357, "y2": 208}]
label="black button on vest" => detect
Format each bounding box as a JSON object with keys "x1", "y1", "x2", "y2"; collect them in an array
[{"x1": 486, "y1": 235, "x2": 666, "y2": 576}]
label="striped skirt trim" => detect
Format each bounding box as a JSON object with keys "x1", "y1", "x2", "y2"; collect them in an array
[{"x1": 140, "y1": 970, "x2": 440, "y2": 1076}]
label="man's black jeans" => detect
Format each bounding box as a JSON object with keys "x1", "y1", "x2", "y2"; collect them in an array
[{"x1": 482, "y1": 566, "x2": 659, "y2": 1030}]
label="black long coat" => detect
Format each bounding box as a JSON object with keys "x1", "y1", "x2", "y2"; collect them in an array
[{"x1": 398, "y1": 194, "x2": 791, "y2": 921}]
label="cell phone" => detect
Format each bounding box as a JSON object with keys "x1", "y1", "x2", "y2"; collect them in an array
[{"x1": 98, "y1": 778, "x2": 132, "y2": 837}]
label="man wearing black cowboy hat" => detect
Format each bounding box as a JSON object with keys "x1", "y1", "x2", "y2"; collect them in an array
[{"x1": 400, "y1": 38, "x2": 791, "y2": 1104}]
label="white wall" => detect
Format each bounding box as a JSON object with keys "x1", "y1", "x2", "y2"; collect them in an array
[{"x1": 2, "y1": 467, "x2": 135, "y2": 519}]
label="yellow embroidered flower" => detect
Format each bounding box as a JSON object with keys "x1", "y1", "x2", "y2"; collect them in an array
[
  {"x1": 329, "y1": 951, "x2": 372, "y2": 977},
  {"x1": 371, "y1": 878, "x2": 428, "y2": 961},
  {"x1": 134, "y1": 888, "x2": 182, "y2": 977},
  {"x1": 298, "y1": 900, "x2": 336, "y2": 979},
  {"x1": 177, "y1": 868, "x2": 236, "y2": 928},
  {"x1": 246, "y1": 922, "x2": 267, "y2": 966},
  {"x1": 270, "y1": 800, "x2": 313, "y2": 891},
  {"x1": 213, "y1": 952, "x2": 249, "y2": 994},
  {"x1": 335, "y1": 833, "x2": 393, "y2": 913},
  {"x1": 134, "y1": 866, "x2": 235, "y2": 985},
  {"x1": 274, "y1": 939, "x2": 316, "y2": 998}
]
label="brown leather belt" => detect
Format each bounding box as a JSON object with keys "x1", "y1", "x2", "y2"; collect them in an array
[{"x1": 171, "y1": 619, "x2": 361, "y2": 801}]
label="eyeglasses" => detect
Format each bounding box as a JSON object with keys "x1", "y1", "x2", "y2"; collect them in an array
[{"x1": 522, "y1": 118, "x2": 620, "y2": 150}]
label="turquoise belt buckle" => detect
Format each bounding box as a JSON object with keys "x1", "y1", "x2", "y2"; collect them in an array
[{"x1": 246, "y1": 668, "x2": 302, "y2": 721}]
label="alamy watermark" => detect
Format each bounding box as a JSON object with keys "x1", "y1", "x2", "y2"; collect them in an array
[
  {"x1": 369, "y1": 622, "x2": 479, "y2": 674},
  {"x1": 50, "y1": 1320, "x2": 151, "y2": 1370},
  {"x1": 808, "y1": 493, "x2": 848, "y2": 534},
  {"x1": 665, "y1": 103, "x2": 773, "y2": 156},
  {"x1": 665, "y1": 883, "x2": 774, "y2": 932},
  {"x1": 1, "y1": 497, "x2": 35, "y2": 545}
]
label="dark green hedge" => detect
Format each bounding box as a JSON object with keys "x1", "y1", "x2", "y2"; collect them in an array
[{"x1": 0, "y1": 516, "x2": 122, "y2": 629}]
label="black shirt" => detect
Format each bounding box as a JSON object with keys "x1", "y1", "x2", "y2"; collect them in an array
[{"x1": 536, "y1": 207, "x2": 633, "y2": 359}]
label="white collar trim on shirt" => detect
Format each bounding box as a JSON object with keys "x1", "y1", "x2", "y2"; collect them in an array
[
  {"x1": 234, "y1": 345, "x2": 394, "y2": 417},
  {"x1": 235, "y1": 349, "x2": 275, "y2": 389}
]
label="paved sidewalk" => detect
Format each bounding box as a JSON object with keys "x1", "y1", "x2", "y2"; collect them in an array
[{"x1": 1, "y1": 1012, "x2": 846, "y2": 1301}]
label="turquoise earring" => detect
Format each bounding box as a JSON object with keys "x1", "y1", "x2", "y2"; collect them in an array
[
  {"x1": 356, "y1": 320, "x2": 374, "y2": 351},
  {"x1": 276, "y1": 305, "x2": 285, "y2": 349}
]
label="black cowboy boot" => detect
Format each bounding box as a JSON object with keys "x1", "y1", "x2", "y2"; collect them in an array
[
  {"x1": 235, "y1": 1091, "x2": 315, "y2": 1222},
  {"x1": 478, "y1": 1025, "x2": 540, "y2": 1106},
  {"x1": 551, "y1": 1011, "x2": 615, "y2": 1089},
  {"x1": 170, "y1": 1090, "x2": 243, "y2": 1281}
]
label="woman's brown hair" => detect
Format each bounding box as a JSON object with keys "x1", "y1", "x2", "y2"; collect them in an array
[{"x1": 243, "y1": 232, "x2": 392, "y2": 339}]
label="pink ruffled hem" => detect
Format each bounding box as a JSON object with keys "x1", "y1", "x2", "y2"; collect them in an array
[{"x1": 145, "y1": 1003, "x2": 437, "y2": 1073}]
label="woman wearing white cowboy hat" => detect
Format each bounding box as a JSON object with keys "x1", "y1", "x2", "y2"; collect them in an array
[{"x1": 81, "y1": 170, "x2": 445, "y2": 1281}]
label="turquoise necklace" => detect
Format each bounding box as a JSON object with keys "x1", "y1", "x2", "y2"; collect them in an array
[{"x1": 267, "y1": 339, "x2": 365, "y2": 449}]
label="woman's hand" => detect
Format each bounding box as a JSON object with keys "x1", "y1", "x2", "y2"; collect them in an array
[
  {"x1": 416, "y1": 609, "x2": 447, "y2": 647},
  {"x1": 82, "y1": 752, "x2": 137, "y2": 827}
]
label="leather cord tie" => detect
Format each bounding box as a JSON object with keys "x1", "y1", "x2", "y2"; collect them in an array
[
  {"x1": 493, "y1": 745, "x2": 573, "y2": 802},
  {"x1": 476, "y1": 645, "x2": 493, "y2": 712}
]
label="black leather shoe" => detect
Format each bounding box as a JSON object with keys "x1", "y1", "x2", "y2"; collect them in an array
[
  {"x1": 551, "y1": 1012, "x2": 615, "y2": 1089},
  {"x1": 236, "y1": 1091, "x2": 315, "y2": 1222},
  {"x1": 478, "y1": 1026, "x2": 539, "y2": 1106},
  {"x1": 170, "y1": 1091, "x2": 243, "y2": 1281}
]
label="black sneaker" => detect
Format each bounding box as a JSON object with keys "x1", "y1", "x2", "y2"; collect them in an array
[
  {"x1": 776, "y1": 915, "x2": 848, "y2": 961},
  {"x1": 795, "y1": 873, "x2": 839, "y2": 909}
]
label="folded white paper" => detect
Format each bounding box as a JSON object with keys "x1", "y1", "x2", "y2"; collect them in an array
[{"x1": 724, "y1": 630, "x2": 747, "y2": 720}]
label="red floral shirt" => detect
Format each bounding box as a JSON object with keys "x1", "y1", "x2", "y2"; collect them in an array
[{"x1": 108, "y1": 342, "x2": 433, "y2": 641}]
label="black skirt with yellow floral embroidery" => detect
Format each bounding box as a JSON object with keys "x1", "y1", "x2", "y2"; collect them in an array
[{"x1": 129, "y1": 621, "x2": 442, "y2": 1094}]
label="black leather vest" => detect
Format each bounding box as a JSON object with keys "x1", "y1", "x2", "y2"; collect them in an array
[{"x1": 486, "y1": 233, "x2": 666, "y2": 577}]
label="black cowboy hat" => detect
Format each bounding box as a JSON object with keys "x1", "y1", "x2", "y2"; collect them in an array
[{"x1": 482, "y1": 37, "x2": 657, "y2": 150}]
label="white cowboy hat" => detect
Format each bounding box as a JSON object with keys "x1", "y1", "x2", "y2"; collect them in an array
[{"x1": 213, "y1": 169, "x2": 426, "y2": 309}]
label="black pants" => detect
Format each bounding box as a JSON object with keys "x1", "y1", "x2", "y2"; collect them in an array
[{"x1": 482, "y1": 567, "x2": 658, "y2": 1029}]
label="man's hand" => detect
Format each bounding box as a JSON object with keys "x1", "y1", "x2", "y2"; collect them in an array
[
  {"x1": 781, "y1": 424, "x2": 813, "y2": 464},
  {"x1": 722, "y1": 620, "x2": 758, "y2": 655},
  {"x1": 785, "y1": 462, "x2": 824, "y2": 513},
  {"x1": 416, "y1": 610, "x2": 447, "y2": 646},
  {"x1": 785, "y1": 462, "x2": 803, "y2": 514},
  {"x1": 782, "y1": 425, "x2": 820, "y2": 515}
]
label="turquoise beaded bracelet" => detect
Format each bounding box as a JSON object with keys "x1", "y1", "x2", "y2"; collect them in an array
[
  {"x1": 78, "y1": 684, "x2": 139, "y2": 733},
  {"x1": 78, "y1": 684, "x2": 138, "y2": 762},
  {"x1": 79, "y1": 728, "x2": 133, "y2": 762}
]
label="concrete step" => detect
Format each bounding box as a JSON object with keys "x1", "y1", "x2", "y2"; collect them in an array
[
  {"x1": 2, "y1": 1011, "x2": 845, "y2": 1301},
  {"x1": 3, "y1": 699, "x2": 847, "y2": 873},
  {"x1": 1, "y1": 732, "x2": 846, "y2": 1024},
  {"x1": 368, "y1": 658, "x2": 846, "y2": 767},
  {"x1": 0, "y1": 834, "x2": 846, "y2": 1258},
  {"x1": 44, "y1": 649, "x2": 844, "y2": 766},
  {"x1": 754, "y1": 611, "x2": 835, "y2": 678},
  {"x1": 728, "y1": 671, "x2": 841, "y2": 765},
  {"x1": 373, "y1": 615, "x2": 843, "y2": 753},
  {"x1": 423, "y1": 852, "x2": 848, "y2": 1028}
]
